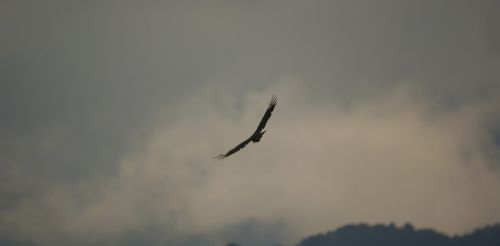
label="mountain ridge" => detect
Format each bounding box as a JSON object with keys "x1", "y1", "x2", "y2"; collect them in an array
[{"x1": 297, "y1": 222, "x2": 500, "y2": 246}]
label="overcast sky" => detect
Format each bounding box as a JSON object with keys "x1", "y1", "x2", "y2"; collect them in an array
[{"x1": 1, "y1": 0, "x2": 500, "y2": 245}]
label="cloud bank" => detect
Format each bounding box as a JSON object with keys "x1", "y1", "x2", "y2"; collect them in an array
[
  {"x1": 2, "y1": 79, "x2": 500, "y2": 245},
  {"x1": 1, "y1": 1, "x2": 500, "y2": 245}
]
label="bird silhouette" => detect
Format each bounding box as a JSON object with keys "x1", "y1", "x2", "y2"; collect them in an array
[{"x1": 214, "y1": 95, "x2": 277, "y2": 159}]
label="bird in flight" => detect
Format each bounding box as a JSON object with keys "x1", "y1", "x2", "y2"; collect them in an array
[{"x1": 215, "y1": 94, "x2": 277, "y2": 159}]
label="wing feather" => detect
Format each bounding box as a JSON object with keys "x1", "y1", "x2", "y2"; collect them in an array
[
  {"x1": 254, "y1": 94, "x2": 277, "y2": 134},
  {"x1": 214, "y1": 137, "x2": 252, "y2": 159}
]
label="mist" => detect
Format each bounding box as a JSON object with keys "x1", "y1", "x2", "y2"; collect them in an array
[{"x1": 1, "y1": 0, "x2": 499, "y2": 245}]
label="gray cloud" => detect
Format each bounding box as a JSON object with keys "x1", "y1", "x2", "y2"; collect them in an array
[
  {"x1": 1, "y1": 0, "x2": 499, "y2": 245},
  {"x1": 2, "y1": 79, "x2": 500, "y2": 245}
]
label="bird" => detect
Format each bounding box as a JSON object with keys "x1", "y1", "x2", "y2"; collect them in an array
[{"x1": 214, "y1": 94, "x2": 277, "y2": 159}]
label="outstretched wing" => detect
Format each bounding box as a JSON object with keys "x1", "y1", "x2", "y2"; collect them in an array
[
  {"x1": 253, "y1": 94, "x2": 277, "y2": 134},
  {"x1": 214, "y1": 95, "x2": 277, "y2": 160},
  {"x1": 214, "y1": 137, "x2": 253, "y2": 159}
]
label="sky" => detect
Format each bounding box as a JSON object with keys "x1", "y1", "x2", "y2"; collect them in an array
[{"x1": 1, "y1": 0, "x2": 500, "y2": 245}]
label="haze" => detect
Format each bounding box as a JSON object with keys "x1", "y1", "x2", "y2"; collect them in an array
[{"x1": 1, "y1": 0, "x2": 500, "y2": 245}]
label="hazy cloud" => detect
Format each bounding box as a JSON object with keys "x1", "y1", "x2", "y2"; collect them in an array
[
  {"x1": 2, "y1": 79, "x2": 500, "y2": 245},
  {"x1": 1, "y1": 0, "x2": 499, "y2": 245}
]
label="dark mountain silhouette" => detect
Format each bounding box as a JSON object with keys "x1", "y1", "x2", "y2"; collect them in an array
[{"x1": 297, "y1": 223, "x2": 500, "y2": 246}]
